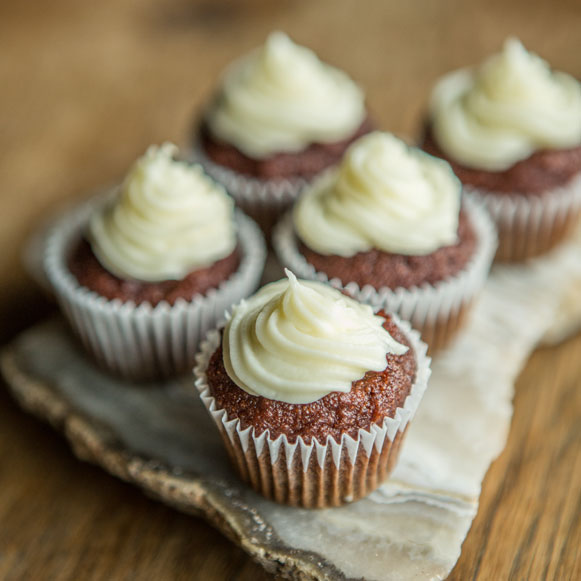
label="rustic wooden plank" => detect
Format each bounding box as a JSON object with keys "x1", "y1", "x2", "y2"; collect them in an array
[{"x1": 448, "y1": 333, "x2": 581, "y2": 580}]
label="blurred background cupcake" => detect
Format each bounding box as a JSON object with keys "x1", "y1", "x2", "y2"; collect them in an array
[
  {"x1": 44, "y1": 143, "x2": 266, "y2": 380},
  {"x1": 195, "y1": 270, "x2": 430, "y2": 508},
  {"x1": 274, "y1": 131, "x2": 496, "y2": 352},
  {"x1": 193, "y1": 31, "x2": 372, "y2": 237},
  {"x1": 422, "y1": 38, "x2": 581, "y2": 262}
]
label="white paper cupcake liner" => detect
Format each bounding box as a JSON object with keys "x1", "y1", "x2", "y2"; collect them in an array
[
  {"x1": 464, "y1": 172, "x2": 581, "y2": 262},
  {"x1": 191, "y1": 143, "x2": 309, "y2": 238},
  {"x1": 43, "y1": 195, "x2": 267, "y2": 380},
  {"x1": 273, "y1": 195, "x2": 497, "y2": 351},
  {"x1": 194, "y1": 315, "x2": 431, "y2": 508}
]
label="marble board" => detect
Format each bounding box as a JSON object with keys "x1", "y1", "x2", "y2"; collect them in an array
[{"x1": 2, "y1": 238, "x2": 581, "y2": 580}]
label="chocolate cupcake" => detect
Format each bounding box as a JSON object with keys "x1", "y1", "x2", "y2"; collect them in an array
[
  {"x1": 194, "y1": 271, "x2": 430, "y2": 508},
  {"x1": 423, "y1": 38, "x2": 581, "y2": 261},
  {"x1": 44, "y1": 144, "x2": 266, "y2": 379},
  {"x1": 274, "y1": 132, "x2": 496, "y2": 353},
  {"x1": 193, "y1": 31, "x2": 372, "y2": 236}
]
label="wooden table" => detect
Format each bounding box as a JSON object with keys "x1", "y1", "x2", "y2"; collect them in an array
[{"x1": 1, "y1": 1, "x2": 580, "y2": 579}]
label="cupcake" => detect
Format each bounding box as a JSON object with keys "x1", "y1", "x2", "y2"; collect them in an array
[
  {"x1": 44, "y1": 143, "x2": 266, "y2": 380},
  {"x1": 423, "y1": 38, "x2": 581, "y2": 261},
  {"x1": 194, "y1": 270, "x2": 430, "y2": 508},
  {"x1": 193, "y1": 31, "x2": 372, "y2": 237},
  {"x1": 274, "y1": 132, "x2": 497, "y2": 353}
]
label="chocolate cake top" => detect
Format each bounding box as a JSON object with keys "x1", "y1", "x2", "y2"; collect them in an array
[{"x1": 207, "y1": 311, "x2": 416, "y2": 444}]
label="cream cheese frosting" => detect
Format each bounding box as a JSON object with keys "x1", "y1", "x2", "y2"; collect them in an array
[
  {"x1": 222, "y1": 270, "x2": 408, "y2": 404},
  {"x1": 205, "y1": 31, "x2": 366, "y2": 159},
  {"x1": 430, "y1": 38, "x2": 581, "y2": 171},
  {"x1": 89, "y1": 143, "x2": 236, "y2": 282},
  {"x1": 294, "y1": 132, "x2": 461, "y2": 257}
]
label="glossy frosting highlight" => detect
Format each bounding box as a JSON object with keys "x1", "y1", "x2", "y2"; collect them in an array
[
  {"x1": 89, "y1": 143, "x2": 236, "y2": 282},
  {"x1": 205, "y1": 32, "x2": 366, "y2": 159},
  {"x1": 430, "y1": 38, "x2": 581, "y2": 171},
  {"x1": 294, "y1": 132, "x2": 461, "y2": 256},
  {"x1": 223, "y1": 270, "x2": 407, "y2": 404}
]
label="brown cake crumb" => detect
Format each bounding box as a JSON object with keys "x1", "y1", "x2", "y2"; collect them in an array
[
  {"x1": 297, "y1": 209, "x2": 476, "y2": 290},
  {"x1": 422, "y1": 124, "x2": 581, "y2": 195},
  {"x1": 68, "y1": 238, "x2": 241, "y2": 306},
  {"x1": 206, "y1": 312, "x2": 416, "y2": 444},
  {"x1": 198, "y1": 117, "x2": 374, "y2": 180}
]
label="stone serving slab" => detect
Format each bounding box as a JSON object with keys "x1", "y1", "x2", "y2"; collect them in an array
[{"x1": 2, "y1": 239, "x2": 581, "y2": 580}]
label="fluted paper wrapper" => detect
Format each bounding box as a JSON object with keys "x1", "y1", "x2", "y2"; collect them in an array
[
  {"x1": 541, "y1": 221, "x2": 581, "y2": 344},
  {"x1": 465, "y1": 173, "x2": 581, "y2": 262},
  {"x1": 192, "y1": 143, "x2": 309, "y2": 238},
  {"x1": 43, "y1": 197, "x2": 266, "y2": 380},
  {"x1": 273, "y1": 196, "x2": 497, "y2": 352},
  {"x1": 194, "y1": 317, "x2": 431, "y2": 508}
]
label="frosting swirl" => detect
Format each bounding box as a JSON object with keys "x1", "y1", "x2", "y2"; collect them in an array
[
  {"x1": 294, "y1": 132, "x2": 461, "y2": 256},
  {"x1": 89, "y1": 143, "x2": 236, "y2": 282},
  {"x1": 205, "y1": 31, "x2": 366, "y2": 159},
  {"x1": 223, "y1": 270, "x2": 408, "y2": 404},
  {"x1": 431, "y1": 38, "x2": 581, "y2": 171}
]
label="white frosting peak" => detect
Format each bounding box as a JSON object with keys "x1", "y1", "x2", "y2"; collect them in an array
[
  {"x1": 223, "y1": 270, "x2": 408, "y2": 404},
  {"x1": 89, "y1": 143, "x2": 236, "y2": 282},
  {"x1": 205, "y1": 32, "x2": 366, "y2": 159},
  {"x1": 294, "y1": 132, "x2": 461, "y2": 256},
  {"x1": 431, "y1": 38, "x2": 581, "y2": 171}
]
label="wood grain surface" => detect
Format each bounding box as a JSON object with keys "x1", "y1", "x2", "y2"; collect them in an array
[{"x1": 0, "y1": 1, "x2": 580, "y2": 579}]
